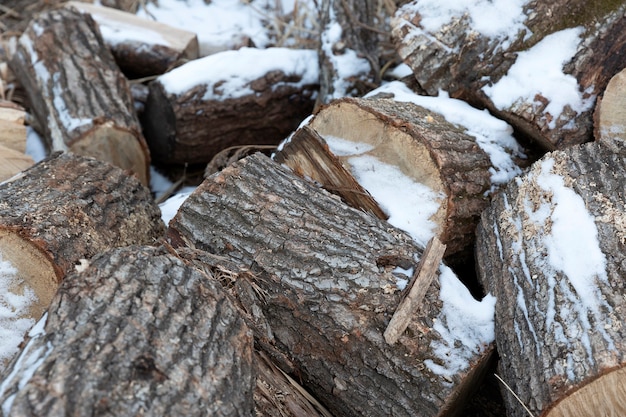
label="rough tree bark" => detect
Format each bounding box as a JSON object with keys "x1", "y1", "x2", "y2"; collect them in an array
[
  {"x1": 476, "y1": 142, "x2": 626, "y2": 417},
  {"x1": 141, "y1": 48, "x2": 318, "y2": 165},
  {"x1": 0, "y1": 152, "x2": 164, "y2": 323},
  {"x1": 9, "y1": 7, "x2": 150, "y2": 185},
  {"x1": 167, "y1": 153, "x2": 495, "y2": 417},
  {"x1": 66, "y1": 2, "x2": 199, "y2": 78},
  {"x1": 392, "y1": 0, "x2": 626, "y2": 150},
  {"x1": 0, "y1": 245, "x2": 255, "y2": 417}
]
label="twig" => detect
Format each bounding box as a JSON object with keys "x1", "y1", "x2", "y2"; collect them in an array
[{"x1": 494, "y1": 374, "x2": 535, "y2": 417}]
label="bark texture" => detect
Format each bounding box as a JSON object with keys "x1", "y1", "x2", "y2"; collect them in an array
[
  {"x1": 167, "y1": 153, "x2": 494, "y2": 417},
  {"x1": 392, "y1": 0, "x2": 626, "y2": 150},
  {"x1": 9, "y1": 7, "x2": 150, "y2": 185},
  {"x1": 141, "y1": 49, "x2": 318, "y2": 165},
  {"x1": 0, "y1": 245, "x2": 255, "y2": 417},
  {"x1": 67, "y1": 2, "x2": 199, "y2": 78},
  {"x1": 0, "y1": 152, "x2": 164, "y2": 320},
  {"x1": 476, "y1": 142, "x2": 626, "y2": 417}
]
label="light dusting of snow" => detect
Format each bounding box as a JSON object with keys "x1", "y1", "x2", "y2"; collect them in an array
[
  {"x1": 399, "y1": 0, "x2": 530, "y2": 48},
  {"x1": 0, "y1": 257, "x2": 36, "y2": 370},
  {"x1": 424, "y1": 265, "x2": 495, "y2": 378},
  {"x1": 158, "y1": 47, "x2": 318, "y2": 101},
  {"x1": 25, "y1": 127, "x2": 47, "y2": 163},
  {"x1": 392, "y1": 266, "x2": 413, "y2": 290},
  {"x1": 94, "y1": 14, "x2": 169, "y2": 47},
  {"x1": 159, "y1": 188, "x2": 196, "y2": 225},
  {"x1": 367, "y1": 81, "x2": 524, "y2": 188},
  {"x1": 483, "y1": 27, "x2": 596, "y2": 129},
  {"x1": 323, "y1": 135, "x2": 445, "y2": 248}
]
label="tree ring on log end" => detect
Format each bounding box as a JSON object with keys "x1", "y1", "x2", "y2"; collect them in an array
[
  {"x1": 308, "y1": 99, "x2": 448, "y2": 239},
  {"x1": 0, "y1": 229, "x2": 58, "y2": 321},
  {"x1": 546, "y1": 367, "x2": 626, "y2": 417}
]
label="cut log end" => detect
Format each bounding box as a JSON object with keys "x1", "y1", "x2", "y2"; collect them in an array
[{"x1": 546, "y1": 367, "x2": 626, "y2": 417}]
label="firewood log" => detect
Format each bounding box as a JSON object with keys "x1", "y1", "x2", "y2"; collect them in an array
[
  {"x1": 0, "y1": 245, "x2": 255, "y2": 417},
  {"x1": 476, "y1": 142, "x2": 626, "y2": 417},
  {"x1": 0, "y1": 101, "x2": 26, "y2": 153},
  {"x1": 8, "y1": 8, "x2": 150, "y2": 185},
  {"x1": 392, "y1": 1, "x2": 626, "y2": 150},
  {"x1": 141, "y1": 47, "x2": 319, "y2": 165},
  {"x1": 277, "y1": 93, "x2": 524, "y2": 260},
  {"x1": 0, "y1": 152, "x2": 164, "y2": 329},
  {"x1": 594, "y1": 67, "x2": 626, "y2": 154},
  {"x1": 66, "y1": 2, "x2": 199, "y2": 78},
  {"x1": 167, "y1": 153, "x2": 496, "y2": 417}
]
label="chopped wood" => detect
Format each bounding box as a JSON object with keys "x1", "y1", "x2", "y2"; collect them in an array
[
  {"x1": 8, "y1": 7, "x2": 150, "y2": 185},
  {"x1": 0, "y1": 245, "x2": 255, "y2": 416},
  {"x1": 141, "y1": 47, "x2": 318, "y2": 165},
  {"x1": 167, "y1": 153, "x2": 495, "y2": 417},
  {"x1": 0, "y1": 142, "x2": 33, "y2": 181},
  {"x1": 66, "y1": 1, "x2": 199, "y2": 78},
  {"x1": 0, "y1": 100, "x2": 26, "y2": 152},
  {"x1": 594, "y1": 66, "x2": 626, "y2": 154},
  {"x1": 0, "y1": 152, "x2": 164, "y2": 340},
  {"x1": 274, "y1": 125, "x2": 388, "y2": 220},
  {"x1": 476, "y1": 142, "x2": 626, "y2": 417},
  {"x1": 384, "y1": 236, "x2": 446, "y2": 345}
]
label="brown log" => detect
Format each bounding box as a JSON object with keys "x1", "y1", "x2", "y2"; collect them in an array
[
  {"x1": 66, "y1": 2, "x2": 199, "y2": 78},
  {"x1": 392, "y1": 1, "x2": 626, "y2": 150},
  {"x1": 594, "y1": 67, "x2": 626, "y2": 154},
  {"x1": 476, "y1": 142, "x2": 626, "y2": 417},
  {"x1": 274, "y1": 125, "x2": 388, "y2": 221},
  {"x1": 0, "y1": 245, "x2": 255, "y2": 417},
  {"x1": 141, "y1": 47, "x2": 318, "y2": 165},
  {"x1": 296, "y1": 95, "x2": 517, "y2": 259},
  {"x1": 167, "y1": 153, "x2": 496, "y2": 417},
  {"x1": 9, "y1": 7, "x2": 150, "y2": 185},
  {"x1": 0, "y1": 152, "x2": 164, "y2": 331}
]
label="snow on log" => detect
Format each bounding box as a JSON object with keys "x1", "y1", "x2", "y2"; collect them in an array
[
  {"x1": 167, "y1": 153, "x2": 497, "y2": 417},
  {"x1": 0, "y1": 152, "x2": 164, "y2": 366},
  {"x1": 277, "y1": 81, "x2": 524, "y2": 260},
  {"x1": 392, "y1": 0, "x2": 626, "y2": 150},
  {"x1": 594, "y1": 67, "x2": 626, "y2": 154},
  {"x1": 0, "y1": 245, "x2": 255, "y2": 417},
  {"x1": 141, "y1": 47, "x2": 319, "y2": 165},
  {"x1": 476, "y1": 142, "x2": 626, "y2": 417},
  {"x1": 66, "y1": 2, "x2": 199, "y2": 78},
  {"x1": 8, "y1": 7, "x2": 150, "y2": 185}
]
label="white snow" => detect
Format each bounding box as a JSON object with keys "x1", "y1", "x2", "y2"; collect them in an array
[
  {"x1": 159, "y1": 188, "x2": 195, "y2": 225},
  {"x1": 399, "y1": 0, "x2": 530, "y2": 48},
  {"x1": 95, "y1": 14, "x2": 169, "y2": 47},
  {"x1": 25, "y1": 127, "x2": 47, "y2": 163},
  {"x1": 157, "y1": 47, "x2": 319, "y2": 101},
  {"x1": 367, "y1": 81, "x2": 524, "y2": 187},
  {"x1": 0, "y1": 257, "x2": 37, "y2": 370},
  {"x1": 483, "y1": 27, "x2": 595, "y2": 128},
  {"x1": 425, "y1": 265, "x2": 496, "y2": 378}
]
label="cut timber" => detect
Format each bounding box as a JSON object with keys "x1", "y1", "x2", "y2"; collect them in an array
[
  {"x1": 0, "y1": 101, "x2": 26, "y2": 153},
  {"x1": 476, "y1": 142, "x2": 626, "y2": 417},
  {"x1": 142, "y1": 47, "x2": 318, "y2": 165},
  {"x1": 392, "y1": 1, "x2": 626, "y2": 150},
  {"x1": 9, "y1": 8, "x2": 150, "y2": 185},
  {"x1": 0, "y1": 245, "x2": 255, "y2": 416},
  {"x1": 274, "y1": 125, "x2": 388, "y2": 220},
  {"x1": 594, "y1": 67, "x2": 626, "y2": 154},
  {"x1": 301, "y1": 95, "x2": 496, "y2": 258},
  {"x1": 0, "y1": 152, "x2": 164, "y2": 330},
  {"x1": 66, "y1": 2, "x2": 199, "y2": 78},
  {"x1": 167, "y1": 153, "x2": 496, "y2": 417},
  {"x1": 0, "y1": 143, "x2": 33, "y2": 182}
]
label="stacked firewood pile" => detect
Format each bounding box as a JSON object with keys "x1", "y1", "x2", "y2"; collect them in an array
[{"x1": 0, "y1": 1, "x2": 625, "y2": 416}]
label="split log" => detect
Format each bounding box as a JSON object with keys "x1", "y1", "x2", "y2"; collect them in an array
[
  {"x1": 0, "y1": 143, "x2": 33, "y2": 182},
  {"x1": 0, "y1": 101, "x2": 26, "y2": 153},
  {"x1": 476, "y1": 142, "x2": 626, "y2": 417},
  {"x1": 66, "y1": 2, "x2": 199, "y2": 78},
  {"x1": 594, "y1": 67, "x2": 626, "y2": 154},
  {"x1": 392, "y1": 0, "x2": 626, "y2": 150},
  {"x1": 0, "y1": 152, "x2": 164, "y2": 327},
  {"x1": 167, "y1": 153, "x2": 497, "y2": 417},
  {"x1": 141, "y1": 47, "x2": 319, "y2": 165},
  {"x1": 277, "y1": 91, "x2": 523, "y2": 259},
  {"x1": 0, "y1": 245, "x2": 255, "y2": 417},
  {"x1": 9, "y1": 7, "x2": 150, "y2": 185}
]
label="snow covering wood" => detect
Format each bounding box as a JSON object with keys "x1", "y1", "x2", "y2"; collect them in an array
[
  {"x1": 392, "y1": 0, "x2": 626, "y2": 150},
  {"x1": 476, "y1": 142, "x2": 626, "y2": 417},
  {"x1": 0, "y1": 245, "x2": 255, "y2": 417},
  {"x1": 141, "y1": 47, "x2": 319, "y2": 165},
  {"x1": 167, "y1": 153, "x2": 496, "y2": 417},
  {"x1": 8, "y1": 7, "x2": 150, "y2": 185}
]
